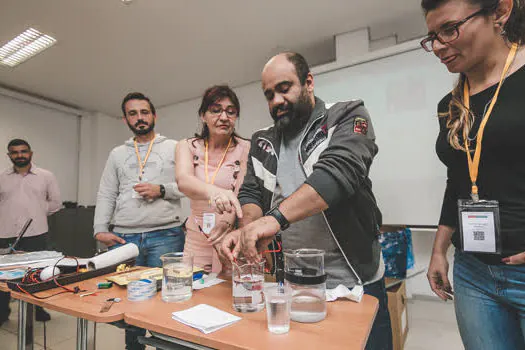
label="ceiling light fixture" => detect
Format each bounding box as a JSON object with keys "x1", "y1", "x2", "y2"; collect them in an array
[{"x1": 0, "y1": 28, "x2": 57, "y2": 67}]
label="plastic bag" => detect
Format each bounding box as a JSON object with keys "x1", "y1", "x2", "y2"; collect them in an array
[{"x1": 379, "y1": 228, "x2": 415, "y2": 279}]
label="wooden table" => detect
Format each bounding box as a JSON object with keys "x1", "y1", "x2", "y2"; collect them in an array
[
  {"x1": 6, "y1": 272, "x2": 131, "y2": 350},
  {"x1": 125, "y1": 283, "x2": 379, "y2": 350}
]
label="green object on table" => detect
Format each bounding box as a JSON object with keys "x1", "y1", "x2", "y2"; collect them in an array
[{"x1": 97, "y1": 281, "x2": 113, "y2": 289}]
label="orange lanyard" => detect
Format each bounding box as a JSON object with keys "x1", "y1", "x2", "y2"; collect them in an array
[
  {"x1": 204, "y1": 137, "x2": 232, "y2": 185},
  {"x1": 133, "y1": 137, "x2": 155, "y2": 181},
  {"x1": 463, "y1": 43, "x2": 518, "y2": 201}
]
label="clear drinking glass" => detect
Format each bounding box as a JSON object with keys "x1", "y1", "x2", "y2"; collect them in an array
[
  {"x1": 160, "y1": 252, "x2": 193, "y2": 302},
  {"x1": 264, "y1": 285, "x2": 292, "y2": 334},
  {"x1": 231, "y1": 257, "x2": 265, "y2": 312}
]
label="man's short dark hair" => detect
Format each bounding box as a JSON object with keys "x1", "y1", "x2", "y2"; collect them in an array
[
  {"x1": 284, "y1": 52, "x2": 311, "y2": 85},
  {"x1": 7, "y1": 139, "x2": 31, "y2": 151},
  {"x1": 121, "y1": 92, "x2": 156, "y2": 116}
]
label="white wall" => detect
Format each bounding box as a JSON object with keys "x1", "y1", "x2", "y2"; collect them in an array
[
  {"x1": 0, "y1": 93, "x2": 80, "y2": 201},
  {"x1": 0, "y1": 91, "x2": 134, "y2": 206},
  {"x1": 77, "y1": 112, "x2": 132, "y2": 206}
]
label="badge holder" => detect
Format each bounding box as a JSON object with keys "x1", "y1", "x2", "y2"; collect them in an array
[
  {"x1": 202, "y1": 212, "x2": 216, "y2": 235},
  {"x1": 132, "y1": 177, "x2": 148, "y2": 199},
  {"x1": 457, "y1": 199, "x2": 502, "y2": 254}
]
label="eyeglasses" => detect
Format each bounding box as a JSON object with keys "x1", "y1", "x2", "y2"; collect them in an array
[
  {"x1": 420, "y1": 8, "x2": 486, "y2": 52},
  {"x1": 207, "y1": 104, "x2": 238, "y2": 118}
]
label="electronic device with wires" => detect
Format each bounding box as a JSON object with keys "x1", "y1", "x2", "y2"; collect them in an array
[{"x1": 7, "y1": 257, "x2": 135, "y2": 298}]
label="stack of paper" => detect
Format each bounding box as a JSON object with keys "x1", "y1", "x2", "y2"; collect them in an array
[
  {"x1": 172, "y1": 304, "x2": 241, "y2": 334},
  {"x1": 0, "y1": 251, "x2": 63, "y2": 268}
]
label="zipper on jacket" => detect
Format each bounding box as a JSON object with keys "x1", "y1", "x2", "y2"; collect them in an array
[{"x1": 257, "y1": 135, "x2": 281, "y2": 279}]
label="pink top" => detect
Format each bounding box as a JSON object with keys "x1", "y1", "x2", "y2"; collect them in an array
[
  {"x1": 184, "y1": 137, "x2": 250, "y2": 273},
  {"x1": 0, "y1": 165, "x2": 62, "y2": 238}
]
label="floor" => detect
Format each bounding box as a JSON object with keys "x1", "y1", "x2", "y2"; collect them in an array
[
  {"x1": 0, "y1": 299, "x2": 463, "y2": 349},
  {"x1": 404, "y1": 298, "x2": 463, "y2": 350}
]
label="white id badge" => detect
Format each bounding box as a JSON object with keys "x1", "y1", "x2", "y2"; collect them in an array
[
  {"x1": 132, "y1": 185, "x2": 142, "y2": 199},
  {"x1": 458, "y1": 199, "x2": 502, "y2": 254},
  {"x1": 202, "y1": 213, "x2": 216, "y2": 235},
  {"x1": 132, "y1": 177, "x2": 148, "y2": 199}
]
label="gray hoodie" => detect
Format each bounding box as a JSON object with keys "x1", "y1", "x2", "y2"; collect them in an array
[{"x1": 94, "y1": 134, "x2": 184, "y2": 235}]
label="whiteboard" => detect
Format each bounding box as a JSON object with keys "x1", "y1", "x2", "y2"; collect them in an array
[
  {"x1": 0, "y1": 94, "x2": 80, "y2": 202},
  {"x1": 314, "y1": 48, "x2": 456, "y2": 225}
]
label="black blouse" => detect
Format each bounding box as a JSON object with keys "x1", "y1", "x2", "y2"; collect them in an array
[{"x1": 436, "y1": 63, "x2": 525, "y2": 264}]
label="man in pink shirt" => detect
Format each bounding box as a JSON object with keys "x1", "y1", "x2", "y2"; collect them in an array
[{"x1": 0, "y1": 139, "x2": 62, "y2": 324}]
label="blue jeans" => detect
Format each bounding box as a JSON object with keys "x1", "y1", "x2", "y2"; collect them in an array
[
  {"x1": 364, "y1": 278, "x2": 393, "y2": 350},
  {"x1": 454, "y1": 251, "x2": 525, "y2": 350},
  {"x1": 110, "y1": 226, "x2": 185, "y2": 350},
  {"x1": 112, "y1": 226, "x2": 186, "y2": 268}
]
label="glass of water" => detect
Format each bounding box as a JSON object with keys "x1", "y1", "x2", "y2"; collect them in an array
[
  {"x1": 264, "y1": 284, "x2": 292, "y2": 334},
  {"x1": 160, "y1": 252, "x2": 193, "y2": 302}
]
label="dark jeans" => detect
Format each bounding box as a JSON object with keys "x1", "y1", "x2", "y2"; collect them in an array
[
  {"x1": 364, "y1": 277, "x2": 393, "y2": 350},
  {"x1": 111, "y1": 226, "x2": 186, "y2": 350},
  {"x1": 0, "y1": 233, "x2": 49, "y2": 319}
]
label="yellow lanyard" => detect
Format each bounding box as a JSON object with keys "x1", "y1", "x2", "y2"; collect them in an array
[
  {"x1": 204, "y1": 137, "x2": 232, "y2": 185},
  {"x1": 133, "y1": 136, "x2": 155, "y2": 181},
  {"x1": 463, "y1": 43, "x2": 518, "y2": 201}
]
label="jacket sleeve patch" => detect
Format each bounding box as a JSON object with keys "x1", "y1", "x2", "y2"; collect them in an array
[{"x1": 353, "y1": 118, "x2": 368, "y2": 135}]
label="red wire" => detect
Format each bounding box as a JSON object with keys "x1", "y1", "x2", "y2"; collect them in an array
[
  {"x1": 16, "y1": 256, "x2": 84, "y2": 299},
  {"x1": 232, "y1": 241, "x2": 282, "y2": 264},
  {"x1": 262, "y1": 241, "x2": 282, "y2": 254}
]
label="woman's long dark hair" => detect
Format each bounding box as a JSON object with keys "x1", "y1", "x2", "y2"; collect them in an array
[{"x1": 422, "y1": 0, "x2": 525, "y2": 150}]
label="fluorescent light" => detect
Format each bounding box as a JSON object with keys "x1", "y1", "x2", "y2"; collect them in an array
[{"x1": 0, "y1": 28, "x2": 56, "y2": 67}]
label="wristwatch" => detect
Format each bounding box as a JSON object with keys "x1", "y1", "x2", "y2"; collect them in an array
[
  {"x1": 266, "y1": 205, "x2": 290, "y2": 231},
  {"x1": 159, "y1": 184, "x2": 166, "y2": 198}
]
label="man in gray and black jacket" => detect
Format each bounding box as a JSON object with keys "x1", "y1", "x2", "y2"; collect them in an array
[{"x1": 220, "y1": 52, "x2": 392, "y2": 350}]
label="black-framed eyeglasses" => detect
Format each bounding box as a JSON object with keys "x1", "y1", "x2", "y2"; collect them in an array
[
  {"x1": 207, "y1": 104, "x2": 238, "y2": 118},
  {"x1": 420, "y1": 8, "x2": 487, "y2": 52}
]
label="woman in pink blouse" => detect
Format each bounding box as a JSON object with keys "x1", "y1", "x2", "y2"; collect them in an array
[{"x1": 176, "y1": 85, "x2": 250, "y2": 273}]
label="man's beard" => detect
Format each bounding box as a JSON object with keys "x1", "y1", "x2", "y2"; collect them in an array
[
  {"x1": 127, "y1": 120, "x2": 155, "y2": 136},
  {"x1": 11, "y1": 157, "x2": 31, "y2": 167},
  {"x1": 271, "y1": 89, "x2": 313, "y2": 139}
]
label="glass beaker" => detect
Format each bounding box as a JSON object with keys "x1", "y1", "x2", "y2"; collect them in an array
[
  {"x1": 284, "y1": 249, "x2": 327, "y2": 323},
  {"x1": 232, "y1": 257, "x2": 265, "y2": 312},
  {"x1": 160, "y1": 252, "x2": 193, "y2": 302}
]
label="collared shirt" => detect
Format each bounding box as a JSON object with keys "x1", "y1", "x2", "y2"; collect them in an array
[{"x1": 0, "y1": 164, "x2": 62, "y2": 238}]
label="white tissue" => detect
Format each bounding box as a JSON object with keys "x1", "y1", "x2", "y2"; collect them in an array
[
  {"x1": 172, "y1": 304, "x2": 241, "y2": 334},
  {"x1": 326, "y1": 284, "x2": 364, "y2": 303},
  {"x1": 88, "y1": 243, "x2": 139, "y2": 270}
]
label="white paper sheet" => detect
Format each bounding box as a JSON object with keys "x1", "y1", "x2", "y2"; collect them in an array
[{"x1": 172, "y1": 304, "x2": 241, "y2": 334}]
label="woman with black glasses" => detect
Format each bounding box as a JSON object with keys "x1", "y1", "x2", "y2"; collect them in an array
[
  {"x1": 422, "y1": 0, "x2": 525, "y2": 348},
  {"x1": 176, "y1": 85, "x2": 250, "y2": 273}
]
